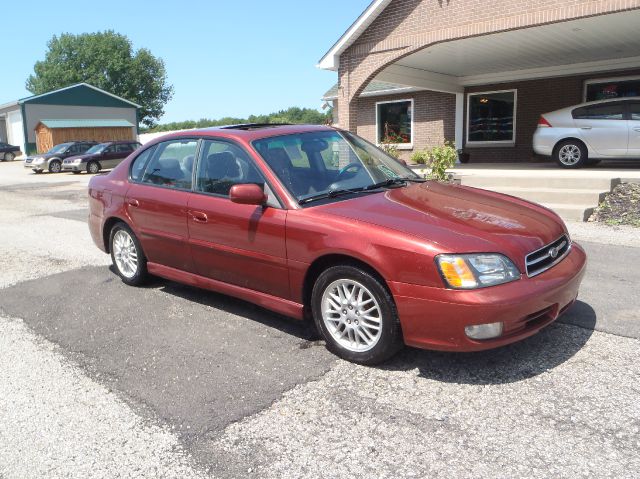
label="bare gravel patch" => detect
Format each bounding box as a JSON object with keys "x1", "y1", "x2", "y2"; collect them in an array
[{"x1": 0, "y1": 316, "x2": 207, "y2": 479}]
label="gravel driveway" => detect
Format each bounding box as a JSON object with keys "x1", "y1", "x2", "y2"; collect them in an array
[{"x1": 0, "y1": 162, "x2": 638, "y2": 478}]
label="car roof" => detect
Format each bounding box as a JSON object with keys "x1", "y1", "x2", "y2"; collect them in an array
[
  {"x1": 150, "y1": 124, "x2": 336, "y2": 144},
  {"x1": 575, "y1": 96, "x2": 640, "y2": 108}
]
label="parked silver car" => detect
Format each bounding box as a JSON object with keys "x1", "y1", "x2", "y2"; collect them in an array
[{"x1": 533, "y1": 97, "x2": 640, "y2": 168}]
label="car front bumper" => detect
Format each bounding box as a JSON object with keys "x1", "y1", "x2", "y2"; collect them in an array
[
  {"x1": 390, "y1": 243, "x2": 587, "y2": 352},
  {"x1": 62, "y1": 163, "x2": 83, "y2": 171},
  {"x1": 24, "y1": 161, "x2": 45, "y2": 170}
]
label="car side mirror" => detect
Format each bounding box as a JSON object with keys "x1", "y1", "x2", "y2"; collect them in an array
[{"x1": 229, "y1": 184, "x2": 267, "y2": 205}]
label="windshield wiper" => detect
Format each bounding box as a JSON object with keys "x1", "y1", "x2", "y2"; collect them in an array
[
  {"x1": 298, "y1": 177, "x2": 426, "y2": 205},
  {"x1": 363, "y1": 177, "x2": 426, "y2": 191},
  {"x1": 299, "y1": 187, "x2": 376, "y2": 205}
]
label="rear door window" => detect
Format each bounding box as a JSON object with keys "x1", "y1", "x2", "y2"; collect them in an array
[
  {"x1": 141, "y1": 139, "x2": 198, "y2": 190},
  {"x1": 573, "y1": 103, "x2": 625, "y2": 120}
]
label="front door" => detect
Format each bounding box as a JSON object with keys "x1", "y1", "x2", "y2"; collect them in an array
[
  {"x1": 125, "y1": 139, "x2": 198, "y2": 273},
  {"x1": 627, "y1": 101, "x2": 640, "y2": 158},
  {"x1": 187, "y1": 139, "x2": 289, "y2": 299},
  {"x1": 573, "y1": 101, "x2": 628, "y2": 157}
]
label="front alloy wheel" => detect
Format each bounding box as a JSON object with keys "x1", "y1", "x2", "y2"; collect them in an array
[
  {"x1": 49, "y1": 160, "x2": 62, "y2": 173},
  {"x1": 109, "y1": 223, "x2": 148, "y2": 286},
  {"x1": 312, "y1": 265, "x2": 402, "y2": 365},
  {"x1": 87, "y1": 161, "x2": 100, "y2": 174},
  {"x1": 321, "y1": 279, "x2": 383, "y2": 352}
]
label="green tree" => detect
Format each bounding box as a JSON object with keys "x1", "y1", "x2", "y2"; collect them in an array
[
  {"x1": 26, "y1": 31, "x2": 173, "y2": 127},
  {"x1": 144, "y1": 107, "x2": 332, "y2": 133}
]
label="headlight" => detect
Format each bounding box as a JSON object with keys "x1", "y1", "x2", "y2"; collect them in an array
[
  {"x1": 34, "y1": 157, "x2": 44, "y2": 163},
  {"x1": 436, "y1": 254, "x2": 520, "y2": 289},
  {"x1": 73, "y1": 158, "x2": 82, "y2": 163}
]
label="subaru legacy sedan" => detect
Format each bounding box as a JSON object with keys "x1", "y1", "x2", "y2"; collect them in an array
[{"x1": 88, "y1": 124, "x2": 586, "y2": 364}]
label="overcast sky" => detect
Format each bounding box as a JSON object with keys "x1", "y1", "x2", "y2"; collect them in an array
[{"x1": 1, "y1": 0, "x2": 371, "y2": 122}]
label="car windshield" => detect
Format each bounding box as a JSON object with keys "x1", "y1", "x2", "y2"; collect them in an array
[
  {"x1": 253, "y1": 130, "x2": 421, "y2": 204},
  {"x1": 47, "y1": 143, "x2": 72, "y2": 154},
  {"x1": 86, "y1": 143, "x2": 109, "y2": 154}
]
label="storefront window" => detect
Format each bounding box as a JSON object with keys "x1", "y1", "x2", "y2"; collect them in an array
[
  {"x1": 585, "y1": 77, "x2": 640, "y2": 101},
  {"x1": 467, "y1": 90, "x2": 516, "y2": 144},
  {"x1": 377, "y1": 100, "x2": 413, "y2": 145}
]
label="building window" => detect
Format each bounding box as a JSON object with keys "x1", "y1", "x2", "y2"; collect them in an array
[
  {"x1": 584, "y1": 76, "x2": 640, "y2": 101},
  {"x1": 376, "y1": 99, "x2": 413, "y2": 147},
  {"x1": 466, "y1": 90, "x2": 516, "y2": 145}
]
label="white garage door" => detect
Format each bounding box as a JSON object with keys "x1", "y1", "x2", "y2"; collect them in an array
[{"x1": 7, "y1": 110, "x2": 24, "y2": 151}]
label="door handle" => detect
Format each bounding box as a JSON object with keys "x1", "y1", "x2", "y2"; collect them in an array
[
  {"x1": 633, "y1": 127, "x2": 640, "y2": 132},
  {"x1": 128, "y1": 199, "x2": 140, "y2": 207},
  {"x1": 580, "y1": 126, "x2": 592, "y2": 130},
  {"x1": 190, "y1": 211, "x2": 208, "y2": 223}
]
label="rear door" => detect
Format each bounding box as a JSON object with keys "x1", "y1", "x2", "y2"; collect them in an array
[
  {"x1": 100, "y1": 145, "x2": 120, "y2": 169},
  {"x1": 125, "y1": 138, "x2": 199, "y2": 273},
  {"x1": 111, "y1": 143, "x2": 134, "y2": 168},
  {"x1": 573, "y1": 102, "x2": 628, "y2": 156},
  {"x1": 627, "y1": 101, "x2": 640, "y2": 157}
]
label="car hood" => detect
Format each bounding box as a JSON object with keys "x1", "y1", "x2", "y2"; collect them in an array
[{"x1": 313, "y1": 181, "x2": 566, "y2": 267}]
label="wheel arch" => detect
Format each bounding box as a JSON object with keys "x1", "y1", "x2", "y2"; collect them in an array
[
  {"x1": 553, "y1": 137, "x2": 589, "y2": 156},
  {"x1": 302, "y1": 253, "x2": 392, "y2": 315},
  {"x1": 102, "y1": 216, "x2": 133, "y2": 253}
]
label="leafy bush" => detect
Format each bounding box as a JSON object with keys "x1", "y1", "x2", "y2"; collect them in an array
[
  {"x1": 410, "y1": 150, "x2": 430, "y2": 165},
  {"x1": 426, "y1": 142, "x2": 457, "y2": 181}
]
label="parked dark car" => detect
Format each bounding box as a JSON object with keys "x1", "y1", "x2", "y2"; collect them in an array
[
  {"x1": 63, "y1": 141, "x2": 142, "y2": 174},
  {"x1": 88, "y1": 124, "x2": 586, "y2": 365},
  {"x1": 0, "y1": 142, "x2": 20, "y2": 161},
  {"x1": 24, "y1": 141, "x2": 98, "y2": 173}
]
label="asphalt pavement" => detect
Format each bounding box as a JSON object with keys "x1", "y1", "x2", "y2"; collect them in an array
[{"x1": 0, "y1": 161, "x2": 638, "y2": 478}]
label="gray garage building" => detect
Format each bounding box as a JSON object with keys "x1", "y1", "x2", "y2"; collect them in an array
[{"x1": 0, "y1": 83, "x2": 140, "y2": 155}]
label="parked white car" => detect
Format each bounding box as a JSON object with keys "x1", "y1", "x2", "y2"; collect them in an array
[{"x1": 533, "y1": 97, "x2": 640, "y2": 168}]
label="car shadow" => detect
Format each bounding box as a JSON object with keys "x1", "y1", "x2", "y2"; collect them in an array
[
  {"x1": 155, "y1": 278, "x2": 320, "y2": 343},
  {"x1": 381, "y1": 301, "x2": 597, "y2": 385},
  {"x1": 107, "y1": 266, "x2": 596, "y2": 382}
]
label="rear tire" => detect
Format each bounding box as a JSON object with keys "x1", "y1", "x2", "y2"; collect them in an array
[
  {"x1": 554, "y1": 140, "x2": 587, "y2": 168},
  {"x1": 109, "y1": 222, "x2": 149, "y2": 286},
  {"x1": 4, "y1": 152, "x2": 15, "y2": 161},
  {"x1": 311, "y1": 265, "x2": 403, "y2": 365},
  {"x1": 87, "y1": 161, "x2": 100, "y2": 174}
]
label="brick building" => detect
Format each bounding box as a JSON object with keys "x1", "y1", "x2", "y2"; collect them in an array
[{"x1": 319, "y1": 0, "x2": 640, "y2": 162}]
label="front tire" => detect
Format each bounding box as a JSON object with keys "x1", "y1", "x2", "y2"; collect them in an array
[
  {"x1": 87, "y1": 161, "x2": 100, "y2": 174},
  {"x1": 109, "y1": 222, "x2": 149, "y2": 286},
  {"x1": 554, "y1": 140, "x2": 587, "y2": 168},
  {"x1": 311, "y1": 265, "x2": 403, "y2": 365},
  {"x1": 49, "y1": 159, "x2": 62, "y2": 173}
]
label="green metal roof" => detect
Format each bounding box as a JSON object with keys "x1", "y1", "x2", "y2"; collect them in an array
[
  {"x1": 38, "y1": 119, "x2": 135, "y2": 129},
  {"x1": 20, "y1": 83, "x2": 141, "y2": 109},
  {"x1": 323, "y1": 80, "x2": 422, "y2": 100}
]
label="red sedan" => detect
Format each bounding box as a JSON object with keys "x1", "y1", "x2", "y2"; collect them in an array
[{"x1": 88, "y1": 124, "x2": 586, "y2": 364}]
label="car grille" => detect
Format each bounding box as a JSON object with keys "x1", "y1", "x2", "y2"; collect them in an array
[{"x1": 525, "y1": 235, "x2": 571, "y2": 277}]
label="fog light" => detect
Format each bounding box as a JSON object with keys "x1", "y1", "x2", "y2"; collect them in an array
[{"x1": 465, "y1": 322, "x2": 503, "y2": 340}]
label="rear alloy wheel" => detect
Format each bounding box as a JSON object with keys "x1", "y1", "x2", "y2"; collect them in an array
[
  {"x1": 109, "y1": 223, "x2": 149, "y2": 286},
  {"x1": 554, "y1": 140, "x2": 587, "y2": 168},
  {"x1": 49, "y1": 160, "x2": 62, "y2": 173},
  {"x1": 4, "y1": 152, "x2": 15, "y2": 161},
  {"x1": 87, "y1": 161, "x2": 100, "y2": 174},
  {"x1": 312, "y1": 265, "x2": 403, "y2": 365}
]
